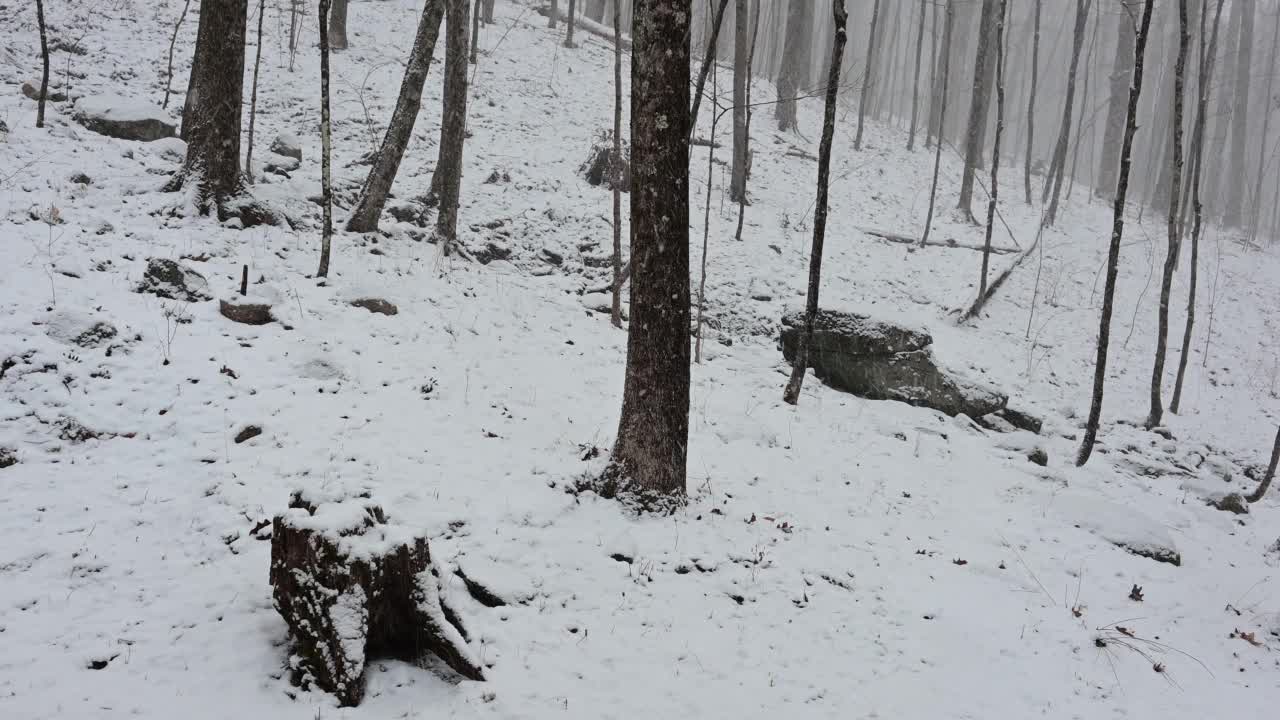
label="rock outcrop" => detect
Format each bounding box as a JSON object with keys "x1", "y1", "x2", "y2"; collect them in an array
[
  {"x1": 73, "y1": 95, "x2": 175, "y2": 141},
  {"x1": 780, "y1": 307, "x2": 1007, "y2": 418}
]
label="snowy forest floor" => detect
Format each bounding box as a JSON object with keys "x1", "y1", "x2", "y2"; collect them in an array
[{"x1": 2, "y1": 1, "x2": 1279, "y2": 718}]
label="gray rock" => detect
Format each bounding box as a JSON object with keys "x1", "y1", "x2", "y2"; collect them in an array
[
  {"x1": 73, "y1": 95, "x2": 175, "y2": 142},
  {"x1": 1028, "y1": 448, "x2": 1049, "y2": 466},
  {"x1": 996, "y1": 406, "x2": 1042, "y2": 434},
  {"x1": 780, "y1": 307, "x2": 1007, "y2": 419},
  {"x1": 349, "y1": 298, "x2": 398, "y2": 316},
  {"x1": 22, "y1": 81, "x2": 67, "y2": 102},
  {"x1": 270, "y1": 132, "x2": 302, "y2": 162},
  {"x1": 1208, "y1": 493, "x2": 1249, "y2": 515},
  {"x1": 137, "y1": 258, "x2": 212, "y2": 302}
]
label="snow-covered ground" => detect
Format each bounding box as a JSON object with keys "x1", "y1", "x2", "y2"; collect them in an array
[{"x1": 2, "y1": 2, "x2": 1278, "y2": 718}]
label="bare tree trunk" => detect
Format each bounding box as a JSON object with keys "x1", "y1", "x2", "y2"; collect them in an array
[
  {"x1": 730, "y1": 0, "x2": 749, "y2": 200},
  {"x1": 854, "y1": 0, "x2": 883, "y2": 150},
  {"x1": 164, "y1": 0, "x2": 254, "y2": 221},
  {"x1": 689, "y1": 0, "x2": 730, "y2": 141},
  {"x1": 783, "y1": 0, "x2": 848, "y2": 406},
  {"x1": 775, "y1": 0, "x2": 809, "y2": 132},
  {"x1": 318, "y1": 0, "x2": 334, "y2": 277},
  {"x1": 586, "y1": 0, "x2": 606, "y2": 23},
  {"x1": 1042, "y1": 0, "x2": 1093, "y2": 226},
  {"x1": 921, "y1": 0, "x2": 955, "y2": 247},
  {"x1": 565, "y1": 0, "x2": 577, "y2": 46},
  {"x1": 245, "y1": 0, "x2": 266, "y2": 184},
  {"x1": 695, "y1": 61, "x2": 718, "y2": 365},
  {"x1": 1145, "y1": 0, "x2": 1189, "y2": 430},
  {"x1": 34, "y1": 0, "x2": 50, "y2": 128},
  {"x1": 162, "y1": 0, "x2": 193, "y2": 110},
  {"x1": 927, "y1": 0, "x2": 940, "y2": 148},
  {"x1": 1078, "y1": 0, "x2": 1157, "y2": 467},
  {"x1": 1065, "y1": 7, "x2": 1099, "y2": 203},
  {"x1": 957, "y1": 0, "x2": 999, "y2": 219},
  {"x1": 346, "y1": 1, "x2": 445, "y2": 233},
  {"x1": 1223, "y1": 0, "x2": 1253, "y2": 229},
  {"x1": 470, "y1": 0, "x2": 481, "y2": 63},
  {"x1": 611, "y1": 1, "x2": 624, "y2": 329},
  {"x1": 733, "y1": 0, "x2": 761, "y2": 242},
  {"x1": 605, "y1": 0, "x2": 692, "y2": 504},
  {"x1": 549, "y1": 0, "x2": 558, "y2": 28},
  {"x1": 1247, "y1": 6, "x2": 1278, "y2": 244},
  {"x1": 907, "y1": 0, "x2": 927, "y2": 150},
  {"x1": 1024, "y1": 0, "x2": 1041, "y2": 204},
  {"x1": 1245, "y1": 426, "x2": 1280, "y2": 503},
  {"x1": 1172, "y1": 0, "x2": 1226, "y2": 414},
  {"x1": 330, "y1": 0, "x2": 349, "y2": 50},
  {"x1": 1097, "y1": 1, "x2": 1137, "y2": 202},
  {"x1": 435, "y1": 0, "x2": 471, "y2": 252},
  {"x1": 483, "y1": 0, "x2": 494, "y2": 24},
  {"x1": 978, "y1": 0, "x2": 1009, "y2": 302}
]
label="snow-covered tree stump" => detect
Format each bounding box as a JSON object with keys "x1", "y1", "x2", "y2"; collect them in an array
[{"x1": 269, "y1": 487, "x2": 484, "y2": 706}]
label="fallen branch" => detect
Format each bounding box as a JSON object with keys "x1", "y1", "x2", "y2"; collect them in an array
[
  {"x1": 957, "y1": 224, "x2": 1045, "y2": 323},
  {"x1": 859, "y1": 227, "x2": 1019, "y2": 254},
  {"x1": 536, "y1": 4, "x2": 631, "y2": 49}
]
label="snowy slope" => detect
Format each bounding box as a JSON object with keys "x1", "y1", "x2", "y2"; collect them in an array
[{"x1": 1, "y1": 2, "x2": 1278, "y2": 719}]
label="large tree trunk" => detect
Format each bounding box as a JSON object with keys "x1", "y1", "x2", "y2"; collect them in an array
[
  {"x1": 564, "y1": 0, "x2": 577, "y2": 46},
  {"x1": 165, "y1": 0, "x2": 252, "y2": 220},
  {"x1": 434, "y1": 0, "x2": 471, "y2": 252},
  {"x1": 549, "y1": 0, "x2": 558, "y2": 28},
  {"x1": 318, "y1": 0, "x2": 334, "y2": 278},
  {"x1": 1145, "y1": 0, "x2": 1190, "y2": 430},
  {"x1": 921, "y1": 0, "x2": 956, "y2": 246},
  {"x1": 1023, "y1": 0, "x2": 1041, "y2": 205},
  {"x1": 1171, "y1": 0, "x2": 1226, "y2": 415},
  {"x1": 782, "y1": 0, "x2": 847, "y2": 406},
  {"x1": 586, "y1": 0, "x2": 606, "y2": 22},
  {"x1": 1096, "y1": 1, "x2": 1137, "y2": 202},
  {"x1": 907, "y1": 0, "x2": 927, "y2": 150},
  {"x1": 775, "y1": 0, "x2": 809, "y2": 132},
  {"x1": 730, "y1": 0, "x2": 749, "y2": 201},
  {"x1": 1223, "y1": 0, "x2": 1253, "y2": 228},
  {"x1": 957, "y1": 0, "x2": 999, "y2": 219},
  {"x1": 346, "y1": 1, "x2": 445, "y2": 233},
  {"x1": 330, "y1": 0, "x2": 349, "y2": 50},
  {"x1": 1078, "y1": 0, "x2": 1157, "y2": 467},
  {"x1": 1041, "y1": 0, "x2": 1093, "y2": 226},
  {"x1": 854, "y1": 0, "x2": 883, "y2": 150},
  {"x1": 604, "y1": 0, "x2": 692, "y2": 504},
  {"x1": 689, "y1": 0, "x2": 730, "y2": 141}
]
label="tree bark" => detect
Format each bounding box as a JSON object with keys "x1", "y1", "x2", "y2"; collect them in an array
[
  {"x1": 730, "y1": 0, "x2": 749, "y2": 200},
  {"x1": 606, "y1": 0, "x2": 692, "y2": 504},
  {"x1": 921, "y1": 0, "x2": 955, "y2": 247},
  {"x1": 565, "y1": 0, "x2": 577, "y2": 46},
  {"x1": 165, "y1": 0, "x2": 252, "y2": 220},
  {"x1": 907, "y1": 0, "x2": 927, "y2": 150},
  {"x1": 611, "y1": 0, "x2": 624, "y2": 329},
  {"x1": 1023, "y1": 0, "x2": 1041, "y2": 205},
  {"x1": 330, "y1": 0, "x2": 349, "y2": 50},
  {"x1": 957, "y1": 0, "x2": 999, "y2": 218},
  {"x1": 549, "y1": 0, "x2": 558, "y2": 28},
  {"x1": 775, "y1": 0, "x2": 809, "y2": 132},
  {"x1": 318, "y1": 0, "x2": 334, "y2": 278},
  {"x1": 1223, "y1": 0, "x2": 1253, "y2": 228},
  {"x1": 245, "y1": 0, "x2": 266, "y2": 184},
  {"x1": 1145, "y1": 0, "x2": 1189, "y2": 430},
  {"x1": 35, "y1": 0, "x2": 50, "y2": 129},
  {"x1": 783, "y1": 0, "x2": 847, "y2": 406},
  {"x1": 1171, "y1": 0, "x2": 1226, "y2": 414},
  {"x1": 471, "y1": 0, "x2": 481, "y2": 63},
  {"x1": 434, "y1": 0, "x2": 471, "y2": 252},
  {"x1": 733, "y1": 0, "x2": 761, "y2": 242},
  {"x1": 927, "y1": 0, "x2": 940, "y2": 148},
  {"x1": 854, "y1": 0, "x2": 883, "y2": 151},
  {"x1": 1078, "y1": 0, "x2": 1157, "y2": 467},
  {"x1": 689, "y1": 0, "x2": 730, "y2": 141},
  {"x1": 1041, "y1": 0, "x2": 1093, "y2": 226},
  {"x1": 1245, "y1": 426, "x2": 1280, "y2": 503},
  {"x1": 978, "y1": 0, "x2": 1009, "y2": 303},
  {"x1": 483, "y1": 0, "x2": 494, "y2": 23},
  {"x1": 346, "y1": 1, "x2": 445, "y2": 233}
]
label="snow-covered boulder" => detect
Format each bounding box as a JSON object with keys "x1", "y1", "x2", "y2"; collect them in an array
[
  {"x1": 73, "y1": 95, "x2": 175, "y2": 141},
  {"x1": 136, "y1": 257, "x2": 212, "y2": 302},
  {"x1": 269, "y1": 132, "x2": 302, "y2": 161},
  {"x1": 780, "y1": 307, "x2": 1008, "y2": 419}
]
